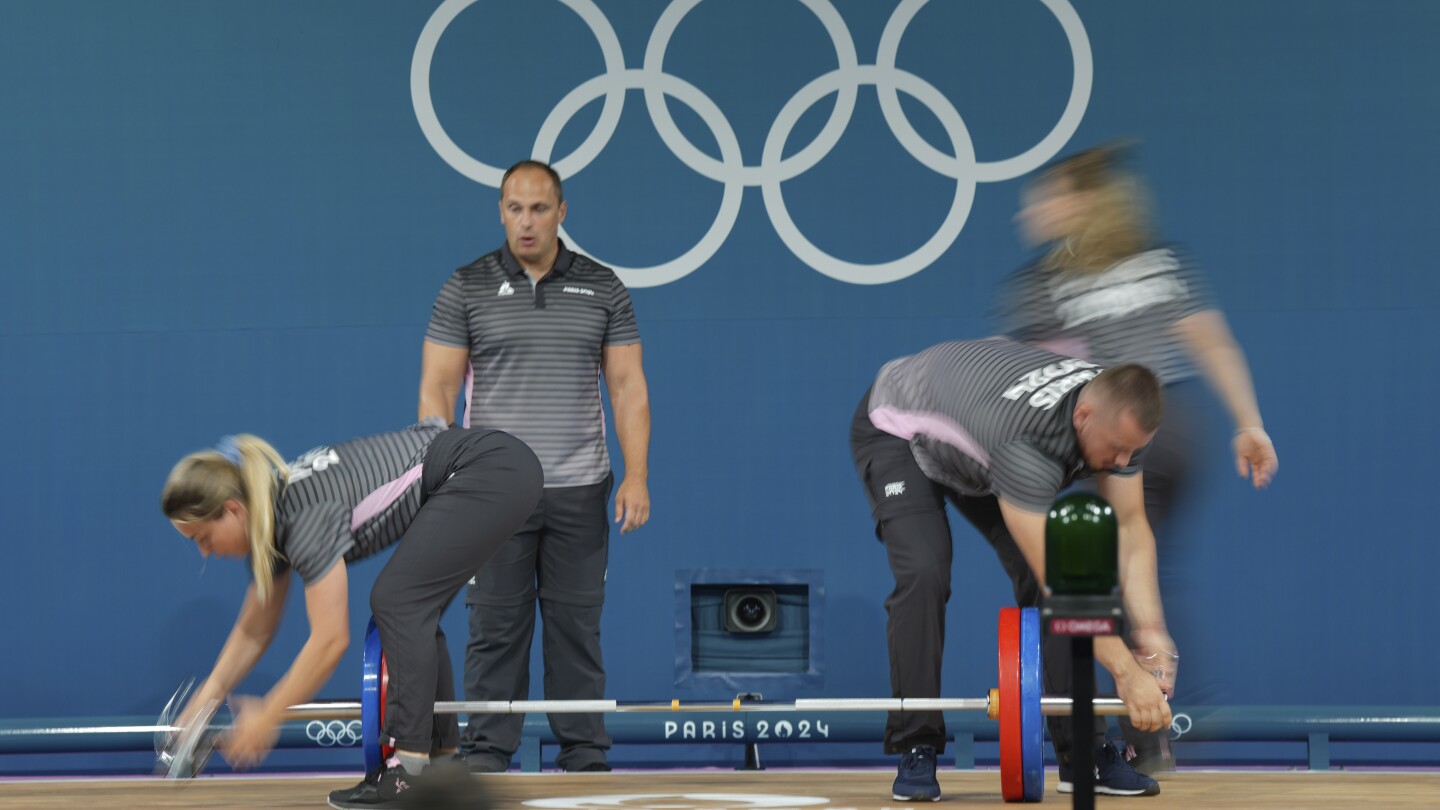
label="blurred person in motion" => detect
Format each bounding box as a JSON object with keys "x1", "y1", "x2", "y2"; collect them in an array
[{"x1": 997, "y1": 142, "x2": 1279, "y2": 773}]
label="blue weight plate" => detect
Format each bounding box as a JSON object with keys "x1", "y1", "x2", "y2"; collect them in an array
[
  {"x1": 1020, "y1": 607, "x2": 1044, "y2": 801},
  {"x1": 361, "y1": 617, "x2": 383, "y2": 773}
]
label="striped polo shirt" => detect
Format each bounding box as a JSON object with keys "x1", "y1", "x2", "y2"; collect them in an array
[
  {"x1": 425, "y1": 242, "x2": 640, "y2": 487},
  {"x1": 868, "y1": 338, "x2": 1141, "y2": 513},
  {"x1": 271, "y1": 421, "x2": 445, "y2": 584},
  {"x1": 996, "y1": 246, "x2": 1215, "y2": 385}
]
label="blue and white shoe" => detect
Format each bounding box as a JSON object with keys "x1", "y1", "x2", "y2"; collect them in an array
[
  {"x1": 1057, "y1": 742, "x2": 1160, "y2": 796},
  {"x1": 891, "y1": 745, "x2": 941, "y2": 802}
]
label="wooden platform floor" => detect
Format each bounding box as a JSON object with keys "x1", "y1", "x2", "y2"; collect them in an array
[{"x1": 2, "y1": 769, "x2": 1437, "y2": 809}]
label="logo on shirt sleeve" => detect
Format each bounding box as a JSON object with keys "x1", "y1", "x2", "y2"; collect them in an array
[{"x1": 884, "y1": 481, "x2": 907, "y2": 497}]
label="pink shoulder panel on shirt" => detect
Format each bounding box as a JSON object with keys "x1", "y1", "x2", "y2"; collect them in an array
[{"x1": 868, "y1": 405, "x2": 991, "y2": 468}]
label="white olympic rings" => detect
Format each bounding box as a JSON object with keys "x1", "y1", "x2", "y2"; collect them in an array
[
  {"x1": 412, "y1": 0, "x2": 1092, "y2": 287},
  {"x1": 306, "y1": 719, "x2": 363, "y2": 747},
  {"x1": 1169, "y1": 712, "x2": 1193, "y2": 739}
]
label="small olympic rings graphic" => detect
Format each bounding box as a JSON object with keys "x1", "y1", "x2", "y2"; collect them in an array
[
  {"x1": 1169, "y1": 712, "x2": 1193, "y2": 740},
  {"x1": 306, "y1": 719, "x2": 363, "y2": 747}
]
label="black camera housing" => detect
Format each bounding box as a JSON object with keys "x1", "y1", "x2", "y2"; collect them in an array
[{"x1": 723, "y1": 588, "x2": 778, "y2": 633}]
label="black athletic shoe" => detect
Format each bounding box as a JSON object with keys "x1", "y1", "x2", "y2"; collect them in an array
[
  {"x1": 891, "y1": 745, "x2": 941, "y2": 802},
  {"x1": 327, "y1": 763, "x2": 420, "y2": 809},
  {"x1": 1057, "y1": 742, "x2": 1161, "y2": 797},
  {"x1": 327, "y1": 765, "x2": 385, "y2": 807},
  {"x1": 329, "y1": 760, "x2": 492, "y2": 810}
]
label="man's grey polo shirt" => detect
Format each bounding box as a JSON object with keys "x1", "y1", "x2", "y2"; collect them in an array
[{"x1": 426, "y1": 242, "x2": 640, "y2": 487}]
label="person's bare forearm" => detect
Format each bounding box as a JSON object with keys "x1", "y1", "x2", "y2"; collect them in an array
[
  {"x1": 1095, "y1": 635, "x2": 1145, "y2": 681},
  {"x1": 259, "y1": 633, "x2": 349, "y2": 721},
  {"x1": 1117, "y1": 521, "x2": 1165, "y2": 632},
  {"x1": 196, "y1": 583, "x2": 286, "y2": 706},
  {"x1": 1197, "y1": 339, "x2": 1263, "y2": 428},
  {"x1": 418, "y1": 381, "x2": 459, "y2": 424},
  {"x1": 418, "y1": 341, "x2": 471, "y2": 425},
  {"x1": 1182, "y1": 312, "x2": 1264, "y2": 430},
  {"x1": 199, "y1": 634, "x2": 269, "y2": 707},
  {"x1": 611, "y1": 380, "x2": 650, "y2": 482}
]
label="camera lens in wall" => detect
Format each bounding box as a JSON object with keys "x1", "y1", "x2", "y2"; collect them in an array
[{"x1": 724, "y1": 588, "x2": 778, "y2": 634}]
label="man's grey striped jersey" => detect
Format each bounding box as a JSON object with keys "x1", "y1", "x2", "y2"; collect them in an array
[
  {"x1": 272, "y1": 421, "x2": 445, "y2": 584},
  {"x1": 867, "y1": 338, "x2": 1140, "y2": 513},
  {"x1": 996, "y1": 246, "x2": 1215, "y2": 386},
  {"x1": 425, "y1": 242, "x2": 640, "y2": 487}
]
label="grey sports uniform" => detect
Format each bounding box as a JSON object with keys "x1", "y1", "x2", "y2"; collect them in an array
[
  {"x1": 274, "y1": 422, "x2": 442, "y2": 583},
  {"x1": 426, "y1": 241, "x2": 639, "y2": 771},
  {"x1": 852, "y1": 338, "x2": 1141, "y2": 758},
  {"x1": 866, "y1": 338, "x2": 1139, "y2": 511},
  {"x1": 996, "y1": 246, "x2": 1213, "y2": 386},
  {"x1": 269, "y1": 423, "x2": 543, "y2": 754}
]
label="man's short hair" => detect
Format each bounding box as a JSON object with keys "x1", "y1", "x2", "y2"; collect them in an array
[
  {"x1": 500, "y1": 160, "x2": 564, "y2": 203},
  {"x1": 1087, "y1": 363, "x2": 1163, "y2": 432}
]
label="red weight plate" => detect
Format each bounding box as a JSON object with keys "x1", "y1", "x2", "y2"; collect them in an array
[
  {"x1": 380, "y1": 651, "x2": 394, "y2": 763},
  {"x1": 998, "y1": 607, "x2": 1024, "y2": 802}
]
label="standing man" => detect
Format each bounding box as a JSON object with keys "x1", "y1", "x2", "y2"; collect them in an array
[
  {"x1": 850, "y1": 338, "x2": 1174, "y2": 801},
  {"x1": 420, "y1": 160, "x2": 651, "y2": 773}
]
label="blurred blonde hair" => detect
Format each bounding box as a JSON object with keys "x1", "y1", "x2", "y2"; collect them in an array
[
  {"x1": 161, "y1": 435, "x2": 291, "y2": 603},
  {"x1": 1035, "y1": 142, "x2": 1154, "y2": 273}
]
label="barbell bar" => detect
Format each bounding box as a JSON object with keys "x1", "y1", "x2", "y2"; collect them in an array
[{"x1": 277, "y1": 695, "x2": 1126, "y2": 720}]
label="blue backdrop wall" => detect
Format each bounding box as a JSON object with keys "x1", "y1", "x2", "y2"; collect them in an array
[{"x1": 2, "y1": 0, "x2": 1437, "y2": 768}]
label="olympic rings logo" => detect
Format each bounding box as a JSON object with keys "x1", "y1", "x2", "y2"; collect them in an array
[
  {"x1": 412, "y1": 0, "x2": 1093, "y2": 287},
  {"x1": 306, "y1": 719, "x2": 363, "y2": 747},
  {"x1": 1169, "y1": 712, "x2": 1193, "y2": 740}
]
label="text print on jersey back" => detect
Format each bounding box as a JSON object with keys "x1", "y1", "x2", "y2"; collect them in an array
[
  {"x1": 1053, "y1": 251, "x2": 1188, "y2": 329},
  {"x1": 288, "y1": 447, "x2": 341, "y2": 484},
  {"x1": 1002, "y1": 359, "x2": 1101, "y2": 411}
]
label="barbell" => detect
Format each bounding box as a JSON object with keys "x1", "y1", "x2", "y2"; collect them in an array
[
  {"x1": 160, "y1": 607, "x2": 1119, "y2": 803},
  {"x1": 354, "y1": 606, "x2": 1072, "y2": 802}
]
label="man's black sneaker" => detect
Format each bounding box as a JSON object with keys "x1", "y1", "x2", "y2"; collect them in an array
[
  {"x1": 891, "y1": 745, "x2": 941, "y2": 802},
  {"x1": 1057, "y1": 742, "x2": 1160, "y2": 796}
]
